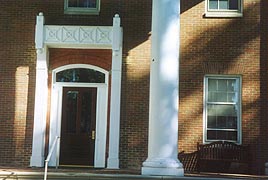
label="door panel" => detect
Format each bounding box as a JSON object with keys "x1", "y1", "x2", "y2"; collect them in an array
[{"x1": 60, "y1": 87, "x2": 97, "y2": 166}]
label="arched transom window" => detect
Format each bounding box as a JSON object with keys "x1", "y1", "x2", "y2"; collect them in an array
[{"x1": 56, "y1": 68, "x2": 105, "y2": 83}]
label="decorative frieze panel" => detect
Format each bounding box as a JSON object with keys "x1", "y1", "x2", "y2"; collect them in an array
[{"x1": 44, "y1": 25, "x2": 113, "y2": 47}]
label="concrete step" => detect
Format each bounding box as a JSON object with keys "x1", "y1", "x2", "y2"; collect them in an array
[{"x1": 0, "y1": 172, "x2": 249, "y2": 180}]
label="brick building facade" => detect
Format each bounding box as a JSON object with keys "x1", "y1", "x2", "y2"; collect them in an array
[{"x1": 0, "y1": 0, "x2": 267, "y2": 175}]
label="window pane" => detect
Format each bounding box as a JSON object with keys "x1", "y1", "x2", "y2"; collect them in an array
[
  {"x1": 207, "y1": 115, "x2": 217, "y2": 128},
  {"x1": 208, "y1": 104, "x2": 237, "y2": 117},
  {"x1": 229, "y1": 0, "x2": 238, "y2": 10},
  {"x1": 208, "y1": 92, "x2": 216, "y2": 102},
  {"x1": 56, "y1": 68, "x2": 105, "y2": 83},
  {"x1": 218, "y1": 79, "x2": 227, "y2": 91},
  {"x1": 216, "y1": 92, "x2": 228, "y2": 102},
  {"x1": 227, "y1": 79, "x2": 236, "y2": 91},
  {"x1": 227, "y1": 92, "x2": 235, "y2": 102},
  {"x1": 66, "y1": 91, "x2": 78, "y2": 133},
  {"x1": 78, "y1": 0, "x2": 86, "y2": 7},
  {"x1": 80, "y1": 91, "x2": 93, "y2": 133},
  {"x1": 219, "y1": 0, "x2": 228, "y2": 9},
  {"x1": 68, "y1": 0, "x2": 97, "y2": 8},
  {"x1": 209, "y1": 0, "x2": 218, "y2": 9},
  {"x1": 208, "y1": 79, "x2": 237, "y2": 103},
  {"x1": 207, "y1": 130, "x2": 237, "y2": 141},
  {"x1": 208, "y1": 79, "x2": 217, "y2": 91},
  {"x1": 207, "y1": 104, "x2": 237, "y2": 129},
  {"x1": 209, "y1": 92, "x2": 236, "y2": 102},
  {"x1": 68, "y1": 0, "x2": 78, "y2": 7},
  {"x1": 208, "y1": 116, "x2": 237, "y2": 129},
  {"x1": 227, "y1": 116, "x2": 237, "y2": 129}
]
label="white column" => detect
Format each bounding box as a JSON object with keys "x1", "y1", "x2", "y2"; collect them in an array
[
  {"x1": 142, "y1": 0, "x2": 184, "y2": 176},
  {"x1": 107, "y1": 14, "x2": 123, "y2": 169},
  {"x1": 30, "y1": 13, "x2": 48, "y2": 167}
]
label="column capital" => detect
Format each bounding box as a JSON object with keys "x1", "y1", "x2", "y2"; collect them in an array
[
  {"x1": 112, "y1": 14, "x2": 122, "y2": 51},
  {"x1": 35, "y1": 12, "x2": 45, "y2": 49}
]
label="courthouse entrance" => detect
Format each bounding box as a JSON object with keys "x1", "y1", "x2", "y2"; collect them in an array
[
  {"x1": 31, "y1": 14, "x2": 122, "y2": 168},
  {"x1": 60, "y1": 87, "x2": 97, "y2": 166}
]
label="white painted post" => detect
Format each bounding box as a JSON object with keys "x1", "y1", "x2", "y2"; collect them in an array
[
  {"x1": 30, "y1": 12, "x2": 48, "y2": 167},
  {"x1": 107, "y1": 14, "x2": 123, "y2": 169},
  {"x1": 142, "y1": 0, "x2": 184, "y2": 176}
]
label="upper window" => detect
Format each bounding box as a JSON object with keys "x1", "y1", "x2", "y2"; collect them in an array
[
  {"x1": 204, "y1": 75, "x2": 241, "y2": 143},
  {"x1": 64, "y1": 0, "x2": 100, "y2": 15},
  {"x1": 205, "y1": 0, "x2": 243, "y2": 17}
]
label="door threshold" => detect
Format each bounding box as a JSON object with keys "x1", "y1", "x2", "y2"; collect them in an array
[{"x1": 59, "y1": 165, "x2": 94, "y2": 168}]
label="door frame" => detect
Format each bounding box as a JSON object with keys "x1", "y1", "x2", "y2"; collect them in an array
[
  {"x1": 31, "y1": 14, "x2": 122, "y2": 168},
  {"x1": 48, "y1": 64, "x2": 109, "y2": 168}
]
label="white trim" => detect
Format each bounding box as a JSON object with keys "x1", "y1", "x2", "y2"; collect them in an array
[
  {"x1": 203, "y1": 75, "x2": 242, "y2": 144},
  {"x1": 49, "y1": 64, "x2": 109, "y2": 167},
  {"x1": 107, "y1": 14, "x2": 122, "y2": 169},
  {"x1": 30, "y1": 47, "x2": 48, "y2": 167},
  {"x1": 32, "y1": 13, "x2": 123, "y2": 168}
]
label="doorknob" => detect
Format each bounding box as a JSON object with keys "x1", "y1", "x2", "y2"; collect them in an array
[{"x1": 91, "y1": 130, "x2": 95, "y2": 140}]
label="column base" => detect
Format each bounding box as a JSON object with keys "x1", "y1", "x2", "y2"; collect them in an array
[
  {"x1": 142, "y1": 158, "x2": 184, "y2": 176},
  {"x1": 142, "y1": 167, "x2": 184, "y2": 176},
  {"x1": 107, "y1": 157, "x2": 119, "y2": 169},
  {"x1": 30, "y1": 155, "x2": 45, "y2": 167}
]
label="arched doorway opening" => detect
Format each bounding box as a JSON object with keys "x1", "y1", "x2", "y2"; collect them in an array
[{"x1": 49, "y1": 64, "x2": 109, "y2": 168}]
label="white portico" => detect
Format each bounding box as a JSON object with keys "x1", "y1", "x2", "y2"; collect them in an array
[
  {"x1": 30, "y1": 13, "x2": 123, "y2": 169},
  {"x1": 31, "y1": 0, "x2": 183, "y2": 175},
  {"x1": 142, "y1": 0, "x2": 184, "y2": 176}
]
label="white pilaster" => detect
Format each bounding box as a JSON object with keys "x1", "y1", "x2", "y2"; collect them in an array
[
  {"x1": 30, "y1": 12, "x2": 48, "y2": 167},
  {"x1": 107, "y1": 14, "x2": 123, "y2": 169},
  {"x1": 142, "y1": 0, "x2": 184, "y2": 176}
]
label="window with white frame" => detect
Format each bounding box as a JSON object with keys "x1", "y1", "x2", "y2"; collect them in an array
[
  {"x1": 64, "y1": 0, "x2": 100, "y2": 15},
  {"x1": 204, "y1": 75, "x2": 241, "y2": 143},
  {"x1": 205, "y1": 0, "x2": 243, "y2": 17}
]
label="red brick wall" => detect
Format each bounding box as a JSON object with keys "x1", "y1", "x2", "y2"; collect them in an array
[
  {"x1": 0, "y1": 1, "x2": 37, "y2": 166},
  {"x1": 0, "y1": 0, "x2": 267, "y2": 174},
  {"x1": 117, "y1": 1, "x2": 152, "y2": 169},
  {"x1": 49, "y1": 49, "x2": 112, "y2": 70}
]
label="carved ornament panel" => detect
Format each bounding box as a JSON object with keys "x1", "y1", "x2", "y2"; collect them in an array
[{"x1": 44, "y1": 25, "x2": 112, "y2": 46}]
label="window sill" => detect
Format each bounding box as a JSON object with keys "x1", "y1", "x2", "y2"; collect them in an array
[
  {"x1": 64, "y1": 9, "x2": 100, "y2": 15},
  {"x1": 204, "y1": 12, "x2": 243, "y2": 18}
]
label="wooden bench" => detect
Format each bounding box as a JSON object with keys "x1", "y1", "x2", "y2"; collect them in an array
[
  {"x1": 178, "y1": 151, "x2": 198, "y2": 172},
  {"x1": 197, "y1": 141, "x2": 250, "y2": 173}
]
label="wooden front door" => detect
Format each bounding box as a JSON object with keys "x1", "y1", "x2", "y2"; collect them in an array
[{"x1": 60, "y1": 87, "x2": 97, "y2": 166}]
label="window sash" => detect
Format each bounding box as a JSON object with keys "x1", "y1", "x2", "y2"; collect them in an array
[
  {"x1": 208, "y1": 0, "x2": 240, "y2": 11},
  {"x1": 64, "y1": 0, "x2": 100, "y2": 15},
  {"x1": 204, "y1": 76, "x2": 241, "y2": 143}
]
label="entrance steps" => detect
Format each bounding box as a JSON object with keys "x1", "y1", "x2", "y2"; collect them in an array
[
  {"x1": 0, "y1": 167, "x2": 267, "y2": 180},
  {"x1": 0, "y1": 172, "x2": 248, "y2": 180}
]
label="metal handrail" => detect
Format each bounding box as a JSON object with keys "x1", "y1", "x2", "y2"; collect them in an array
[{"x1": 44, "y1": 136, "x2": 60, "y2": 180}]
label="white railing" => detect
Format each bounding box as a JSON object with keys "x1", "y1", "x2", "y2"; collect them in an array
[{"x1": 44, "y1": 136, "x2": 60, "y2": 180}]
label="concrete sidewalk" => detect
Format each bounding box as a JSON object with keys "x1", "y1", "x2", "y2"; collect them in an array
[{"x1": 0, "y1": 166, "x2": 267, "y2": 180}]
